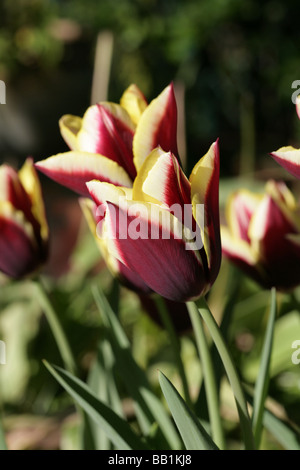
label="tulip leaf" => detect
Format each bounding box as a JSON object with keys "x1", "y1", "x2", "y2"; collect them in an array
[
  {"x1": 263, "y1": 409, "x2": 300, "y2": 450},
  {"x1": 85, "y1": 338, "x2": 124, "y2": 450},
  {"x1": 92, "y1": 284, "x2": 182, "y2": 450},
  {"x1": 252, "y1": 287, "x2": 277, "y2": 447},
  {"x1": 44, "y1": 361, "x2": 149, "y2": 450},
  {"x1": 159, "y1": 371, "x2": 219, "y2": 450}
]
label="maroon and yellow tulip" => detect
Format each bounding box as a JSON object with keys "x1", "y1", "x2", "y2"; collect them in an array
[
  {"x1": 0, "y1": 158, "x2": 49, "y2": 278},
  {"x1": 35, "y1": 84, "x2": 178, "y2": 196},
  {"x1": 270, "y1": 96, "x2": 300, "y2": 178},
  {"x1": 221, "y1": 180, "x2": 300, "y2": 290},
  {"x1": 79, "y1": 196, "x2": 152, "y2": 295},
  {"x1": 85, "y1": 142, "x2": 221, "y2": 302}
]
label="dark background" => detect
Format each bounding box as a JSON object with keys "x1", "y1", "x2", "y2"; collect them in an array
[{"x1": 1, "y1": 0, "x2": 300, "y2": 179}]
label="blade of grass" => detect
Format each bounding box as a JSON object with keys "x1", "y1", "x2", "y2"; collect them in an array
[
  {"x1": 194, "y1": 266, "x2": 241, "y2": 418},
  {"x1": 87, "y1": 341, "x2": 112, "y2": 450},
  {"x1": 154, "y1": 296, "x2": 192, "y2": 408},
  {"x1": 34, "y1": 279, "x2": 77, "y2": 375},
  {"x1": 252, "y1": 287, "x2": 277, "y2": 448},
  {"x1": 44, "y1": 361, "x2": 149, "y2": 450},
  {"x1": 263, "y1": 408, "x2": 300, "y2": 450},
  {"x1": 192, "y1": 298, "x2": 255, "y2": 450},
  {"x1": 159, "y1": 372, "x2": 219, "y2": 450},
  {"x1": 92, "y1": 284, "x2": 182, "y2": 450},
  {"x1": 87, "y1": 337, "x2": 125, "y2": 449},
  {"x1": 187, "y1": 301, "x2": 226, "y2": 449}
]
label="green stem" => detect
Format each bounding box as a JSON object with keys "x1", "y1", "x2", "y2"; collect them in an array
[
  {"x1": 194, "y1": 297, "x2": 255, "y2": 450},
  {"x1": 154, "y1": 296, "x2": 192, "y2": 409},
  {"x1": 186, "y1": 301, "x2": 226, "y2": 450},
  {"x1": 33, "y1": 279, "x2": 77, "y2": 375},
  {"x1": 252, "y1": 287, "x2": 277, "y2": 448}
]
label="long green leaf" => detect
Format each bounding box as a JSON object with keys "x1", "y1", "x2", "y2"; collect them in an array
[
  {"x1": 263, "y1": 409, "x2": 300, "y2": 450},
  {"x1": 92, "y1": 285, "x2": 182, "y2": 450},
  {"x1": 44, "y1": 361, "x2": 149, "y2": 450},
  {"x1": 193, "y1": 298, "x2": 255, "y2": 450},
  {"x1": 159, "y1": 372, "x2": 219, "y2": 450},
  {"x1": 87, "y1": 338, "x2": 125, "y2": 449},
  {"x1": 252, "y1": 287, "x2": 277, "y2": 447}
]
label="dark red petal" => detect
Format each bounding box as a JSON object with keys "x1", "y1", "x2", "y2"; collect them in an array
[
  {"x1": 0, "y1": 217, "x2": 41, "y2": 278},
  {"x1": 106, "y1": 202, "x2": 206, "y2": 302}
]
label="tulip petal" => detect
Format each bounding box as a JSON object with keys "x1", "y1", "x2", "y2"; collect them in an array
[
  {"x1": 87, "y1": 181, "x2": 206, "y2": 302},
  {"x1": 0, "y1": 164, "x2": 33, "y2": 220},
  {"x1": 18, "y1": 158, "x2": 49, "y2": 243},
  {"x1": 133, "y1": 148, "x2": 190, "y2": 208},
  {"x1": 190, "y1": 140, "x2": 221, "y2": 285},
  {"x1": 248, "y1": 195, "x2": 300, "y2": 289},
  {"x1": 59, "y1": 114, "x2": 82, "y2": 150},
  {"x1": 265, "y1": 180, "x2": 300, "y2": 231},
  {"x1": 225, "y1": 189, "x2": 261, "y2": 242},
  {"x1": 133, "y1": 84, "x2": 178, "y2": 171},
  {"x1": 120, "y1": 84, "x2": 148, "y2": 126},
  {"x1": 0, "y1": 201, "x2": 40, "y2": 278},
  {"x1": 270, "y1": 146, "x2": 300, "y2": 179},
  {"x1": 35, "y1": 151, "x2": 132, "y2": 197},
  {"x1": 77, "y1": 102, "x2": 137, "y2": 180},
  {"x1": 221, "y1": 226, "x2": 265, "y2": 285},
  {"x1": 79, "y1": 197, "x2": 151, "y2": 294}
]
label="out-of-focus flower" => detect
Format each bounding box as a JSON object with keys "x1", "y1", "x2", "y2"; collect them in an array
[
  {"x1": 221, "y1": 180, "x2": 300, "y2": 290},
  {"x1": 0, "y1": 158, "x2": 48, "y2": 278},
  {"x1": 271, "y1": 96, "x2": 300, "y2": 179},
  {"x1": 35, "y1": 83, "x2": 178, "y2": 196},
  {"x1": 86, "y1": 142, "x2": 221, "y2": 302}
]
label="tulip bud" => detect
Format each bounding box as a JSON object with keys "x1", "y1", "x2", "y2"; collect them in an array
[{"x1": 0, "y1": 158, "x2": 49, "y2": 279}]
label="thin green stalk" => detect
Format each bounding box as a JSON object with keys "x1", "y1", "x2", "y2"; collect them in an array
[
  {"x1": 187, "y1": 301, "x2": 226, "y2": 450},
  {"x1": 193, "y1": 297, "x2": 255, "y2": 450},
  {"x1": 33, "y1": 280, "x2": 77, "y2": 375},
  {"x1": 252, "y1": 287, "x2": 277, "y2": 448},
  {"x1": 154, "y1": 296, "x2": 192, "y2": 409},
  {"x1": 33, "y1": 280, "x2": 92, "y2": 447}
]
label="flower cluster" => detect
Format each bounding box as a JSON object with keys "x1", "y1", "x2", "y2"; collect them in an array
[
  {"x1": 4, "y1": 81, "x2": 300, "y2": 298},
  {"x1": 35, "y1": 84, "x2": 221, "y2": 302}
]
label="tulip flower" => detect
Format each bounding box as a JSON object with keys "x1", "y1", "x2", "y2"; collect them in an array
[
  {"x1": 0, "y1": 158, "x2": 49, "y2": 278},
  {"x1": 85, "y1": 141, "x2": 221, "y2": 302},
  {"x1": 221, "y1": 180, "x2": 300, "y2": 290},
  {"x1": 270, "y1": 96, "x2": 300, "y2": 178},
  {"x1": 80, "y1": 197, "x2": 193, "y2": 332},
  {"x1": 35, "y1": 83, "x2": 178, "y2": 197},
  {"x1": 80, "y1": 197, "x2": 152, "y2": 294}
]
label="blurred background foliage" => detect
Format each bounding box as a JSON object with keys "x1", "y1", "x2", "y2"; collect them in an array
[
  {"x1": 0, "y1": 0, "x2": 300, "y2": 450},
  {"x1": 1, "y1": 0, "x2": 300, "y2": 176}
]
